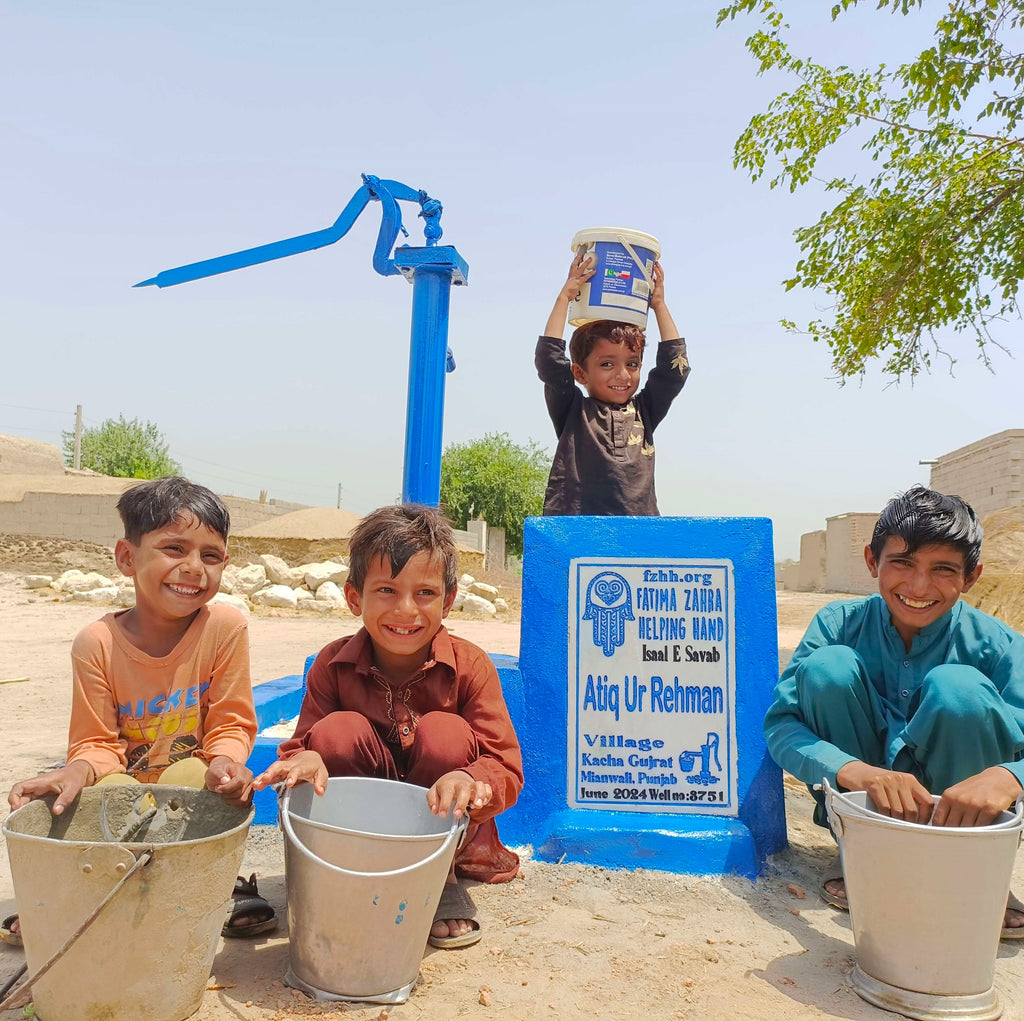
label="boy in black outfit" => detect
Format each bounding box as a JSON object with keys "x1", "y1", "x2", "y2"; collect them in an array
[{"x1": 535, "y1": 251, "x2": 689, "y2": 515}]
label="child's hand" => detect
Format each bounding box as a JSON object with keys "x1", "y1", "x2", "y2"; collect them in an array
[
  {"x1": 836, "y1": 760, "x2": 934, "y2": 824},
  {"x1": 649, "y1": 261, "x2": 666, "y2": 310},
  {"x1": 252, "y1": 751, "x2": 328, "y2": 796},
  {"x1": 932, "y1": 765, "x2": 1023, "y2": 827},
  {"x1": 543, "y1": 251, "x2": 597, "y2": 338},
  {"x1": 205, "y1": 756, "x2": 254, "y2": 807},
  {"x1": 426, "y1": 769, "x2": 492, "y2": 820},
  {"x1": 560, "y1": 249, "x2": 596, "y2": 302},
  {"x1": 8, "y1": 760, "x2": 94, "y2": 816}
]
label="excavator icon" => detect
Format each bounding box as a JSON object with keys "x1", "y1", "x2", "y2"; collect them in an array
[{"x1": 678, "y1": 732, "x2": 721, "y2": 786}]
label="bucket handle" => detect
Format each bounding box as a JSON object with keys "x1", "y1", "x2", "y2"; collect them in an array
[
  {"x1": 616, "y1": 236, "x2": 655, "y2": 288},
  {"x1": 819, "y1": 779, "x2": 844, "y2": 839},
  {"x1": 280, "y1": 787, "x2": 468, "y2": 879},
  {"x1": 0, "y1": 847, "x2": 154, "y2": 1013}
]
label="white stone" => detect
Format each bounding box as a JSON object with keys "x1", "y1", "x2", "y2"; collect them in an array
[
  {"x1": 459, "y1": 573, "x2": 476, "y2": 589},
  {"x1": 470, "y1": 581, "x2": 499, "y2": 599},
  {"x1": 54, "y1": 570, "x2": 115, "y2": 593},
  {"x1": 118, "y1": 587, "x2": 137, "y2": 607},
  {"x1": 315, "y1": 581, "x2": 346, "y2": 606},
  {"x1": 219, "y1": 564, "x2": 239, "y2": 594},
  {"x1": 72, "y1": 587, "x2": 119, "y2": 603},
  {"x1": 294, "y1": 587, "x2": 316, "y2": 603},
  {"x1": 304, "y1": 561, "x2": 349, "y2": 590},
  {"x1": 494, "y1": 597, "x2": 509, "y2": 613},
  {"x1": 259, "y1": 554, "x2": 306, "y2": 588},
  {"x1": 23, "y1": 575, "x2": 53, "y2": 589},
  {"x1": 461, "y1": 593, "x2": 496, "y2": 617},
  {"x1": 305, "y1": 600, "x2": 338, "y2": 614},
  {"x1": 234, "y1": 563, "x2": 268, "y2": 596},
  {"x1": 251, "y1": 584, "x2": 299, "y2": 609},
  {"x1": 452, "y1": 590, "x2": 467, "y2": 611},
  {"x1": 209, "y1": 592, "x2": 251, "y2": 616}
]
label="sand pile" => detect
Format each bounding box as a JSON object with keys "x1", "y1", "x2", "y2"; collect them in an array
[
  {"x1": 963, "y1": 504, "x2": 1024, "y2": 631},
  {"x1": 235, "y1": 507, "x2": 363, "y2": 539}
]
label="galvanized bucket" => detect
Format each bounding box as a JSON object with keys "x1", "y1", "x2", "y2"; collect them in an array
[
  {"x1": 281, "y1": 777, "x2": 468, "y2": 1004},
  {"x1": 3, "y1": 785, "x2": 252, "y2": 1021},
  {"x1": 824, "y1": 779, "x2": 1023, "y2": 1021}
]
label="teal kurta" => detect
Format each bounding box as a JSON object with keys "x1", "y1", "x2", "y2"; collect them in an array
[{"x1": 764, "y1": 594, "x2": 1024, "y2": 792}]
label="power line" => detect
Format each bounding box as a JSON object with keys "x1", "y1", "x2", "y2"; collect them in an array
[{"x1": 0, "y1": 403, "x2": 73, "y2": 417}]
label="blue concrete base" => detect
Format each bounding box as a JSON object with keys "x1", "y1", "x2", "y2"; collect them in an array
[
  {"x1": 497, "y1": 516, "x2": 787, "y2": 880},
  {"x1": 528, "y1": 809, "x2": 758, "y2": 877},
  {"x1": 247, "y1": 655, "x2": 315, "y2": 824}
]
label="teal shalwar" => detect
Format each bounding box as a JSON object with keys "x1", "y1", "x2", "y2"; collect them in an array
[{"x1": 764, "y1": 595, "x2": 1024, "y2": 826}]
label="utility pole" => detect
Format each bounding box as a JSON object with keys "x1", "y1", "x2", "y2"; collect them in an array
[
  {"x1": 337, "y1": 483, "x2": 342, "y2": 509},
  {"x1": 73, "y1": 405, "x2": 82, "y2": 470}
]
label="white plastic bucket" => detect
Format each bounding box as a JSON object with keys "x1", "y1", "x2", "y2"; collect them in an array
[
  {"x1": 281, "y1": 777, "x2": 468, "y2": 1004},
  {"x1": 824, "y1": 779, "x2": 1023, "y2": 1021},
  {"x1": 2, "y1": 785, "x2": 253, "y2": 1021},
  {"x1": 567, "y1": 227, "x2": 661, "y2": 329}
]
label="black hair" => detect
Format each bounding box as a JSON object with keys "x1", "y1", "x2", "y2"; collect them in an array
[
  {"x1": 347, "y1": 504, "x2": 458, "y2": 596},
  {"x1": 870, "y1": 485, "x2": 983, "y2": 575},
  {"x1": 116, "y1": 477, "x2": 230, "y2": 544},
  {"x1": 568, "y1": 319, "x2": 646, "y2": 367}
]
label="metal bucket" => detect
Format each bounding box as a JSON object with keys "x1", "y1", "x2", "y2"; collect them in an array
[
  {"x1": 3, "y1": 784, "x2": 253, "y2": 1021},
  {"x1": 281, "y1": 776, "x2": 468, "y2": 1004},
  {"x1": 824, "y1": 779, "x2": 1023, "y2": 1021}
]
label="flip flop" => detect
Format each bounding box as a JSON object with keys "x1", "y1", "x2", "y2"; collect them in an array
[
  {"x1": 1002, "y1": 891, "x2": 1024, "y2": 940},
  {"x1": 428, "y1": 881, "x2": 482, "y2": 950},
  {"x1": 222, "y1": 874, "x2": 277, "y2": 939},
  {"x1": 0, "y1": 914, "x2": 22, "y2": 948},
  {"x1": 819, "y1": 867, "x2": 848, "y2": 911}
]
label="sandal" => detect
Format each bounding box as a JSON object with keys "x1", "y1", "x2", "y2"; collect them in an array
[
  {"x1": 819, "y1": 867, "x2": 848, "y2": 911},
  {"x1": 0, "y1": 914, "x2": 22, "y2": 948},
  {"x1": 1002, "y1": 891, "x2": 1024, "y2": 941},
  {"x1": 428, "y1": 881, "x2": 482, "y2": 950},
  {"x1": 222, "y1": 874, "x2": 277, "y2": 939}
]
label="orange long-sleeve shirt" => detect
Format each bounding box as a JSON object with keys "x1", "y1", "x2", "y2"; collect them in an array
[{"x1": 67, "y1": 604, "x2": 257, "y2": 783}]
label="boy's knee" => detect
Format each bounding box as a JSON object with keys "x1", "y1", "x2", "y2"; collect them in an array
[
  {"x1": 916, "y1": 665, "x2": 996, "y2": 722},
  {"x1": 794, "y1": 645, "x2": 864, "y2": 701},
  {"x1": 412, "y1": 712, "x2": 476, "y2": 771},
  {"x1": 305, "y1": 711, "x2": 378, "y2": 756}
]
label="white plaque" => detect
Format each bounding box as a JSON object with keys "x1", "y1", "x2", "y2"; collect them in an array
[{"x1": 567, "y1": 557, "x2": 737, "y2": 814}]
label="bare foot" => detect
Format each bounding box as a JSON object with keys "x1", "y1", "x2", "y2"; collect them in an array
[
  {"x1": 1006, "y1": 891, "x2": 1024, "y2": 931},
  {"x1": 824, "y1": 877, "x2": 847, "y2": 906},
  {"x1": 430, "y1": 917, "x2": 476, "y2": 940}
]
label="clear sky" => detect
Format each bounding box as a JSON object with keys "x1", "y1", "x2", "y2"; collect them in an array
[{"x1": 2, "y1": 1, "x2": 1019, "y2": 559}]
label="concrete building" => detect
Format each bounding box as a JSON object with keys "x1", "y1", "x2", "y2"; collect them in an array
[
  {"x1": 929, "y1": 429, "x2": 1024, "y2": 520},
  {"x1": 797, "y1": 530, "x2": 827, "y2": 591},
  {"x1": 824, "y1": 512, "x2": 877, "y2": 595}
]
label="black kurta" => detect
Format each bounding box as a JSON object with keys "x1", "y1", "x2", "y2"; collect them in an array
[{"x1": 535, "y1": 334, "x2": 689, "y2": 516}]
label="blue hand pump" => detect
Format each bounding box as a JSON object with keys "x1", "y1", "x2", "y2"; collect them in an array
[{"x1": 135, "y1": 174, "x2": 468, "y2": 506}]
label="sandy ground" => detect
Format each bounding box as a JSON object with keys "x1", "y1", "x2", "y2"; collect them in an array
[{"x1": 2, "y1": 577, "x2": 1024, "y2": 1021}]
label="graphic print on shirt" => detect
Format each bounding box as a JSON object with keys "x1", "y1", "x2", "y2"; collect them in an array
[{"x1": 118, "y1": 681, "x2": 210, "y2": 778}]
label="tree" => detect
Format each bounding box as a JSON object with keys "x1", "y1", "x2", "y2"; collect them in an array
[
  {"x1": 440, "y1": 433, "x2": 550, "y2": 556},
  {"x1": 719, "y1": 0, "x2": 1024, "y2": 380},
  {"x1": 63, "y1": 414, "x2": 181, "y2": 479}
]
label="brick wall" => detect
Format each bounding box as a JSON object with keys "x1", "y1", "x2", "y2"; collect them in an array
[
  {"x1": 930, "y1": 429, "x2": 1024, "y2": 519},
  {"x1": 825, "y1": 512, "x2": 878, "y2": 594}
]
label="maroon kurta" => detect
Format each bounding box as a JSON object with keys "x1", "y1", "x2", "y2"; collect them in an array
[{"x1": 278, "y1": 626, "x2": 523, "y2": 826}]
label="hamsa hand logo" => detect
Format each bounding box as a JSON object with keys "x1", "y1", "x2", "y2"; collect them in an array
[{"x1": 583, "y1": 571, "x2": 634, "y2": 657}]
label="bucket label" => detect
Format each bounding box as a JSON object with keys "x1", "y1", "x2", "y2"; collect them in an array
[
  {"x1": 567, "y1": 557, "x2": 738, "y2": 815},
  {"x1": 587, "y1": 241, "x2": 655, "y2": 314}
]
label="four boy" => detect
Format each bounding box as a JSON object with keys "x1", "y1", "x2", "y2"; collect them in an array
[{"x1": 5, "y1": 253, "x2": 1024, "y2": 979}]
